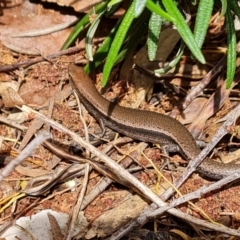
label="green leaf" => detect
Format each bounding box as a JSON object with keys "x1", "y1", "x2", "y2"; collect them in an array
[
  {"x1": 116, "y1": 10, "x2": 150, "y2": 64},
  {"x1": 102, "y1": 0, "x2": 136, "y2": 86},
  {"x1": 61, "y1": 0, "x2": 109, "y2": 50},
  {"x1": 225, "y1": 6, "x2": 237, "y2": 89},
  {"x1": 220, "y1": 0, "x2": 227, "y2": 16},
  {"x1": 147, "y1": 0, "x2": 163, "y2": 61},
  {"x1": 228, "y1": 0, "x2": 240, "y2": 21},
  {"x1": 146, "y1": 0, "x2": 174, "y2": 22},
  {"x1": 84, "y1": 19, "x2": 121, "y2": 74},
  {"x1": 193, "y1": 0, "x2": 214, "y2": 48},
  {"x1": 86, "y1": 11, "x2": 106, "y2": 61},
  {"x1": 135, "y1": 0, "x2": 147, "y2": 17},
  {"x1": 162, "y1": 0, "x2": 206, "y2": 64},
  {"x1": 155, "y1": 41, "x2": 185, "y2": 74}
]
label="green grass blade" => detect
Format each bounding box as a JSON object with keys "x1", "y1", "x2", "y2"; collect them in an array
[
  {"x1": 162, "y1": 0, "x2": 206, "y2": 64},
  {"x1": 84, "y1": 19, "x2": 121, "y2": 74},
  {"x1": 135, "y1": 0, "x2": 147, "y2": 17},
  {"x1": 115, "y1": 11, "x2": 150, "y2": 64},
  {"x1": 228, "y1": 0, "x2": 240, "y2": 21},
  {"x1": 225, "y1": 6, "x2": 237, "y2": 89},
  {"x1": 155, "y1": 41, "x2": 185, "y2": 74},
  {"x1": 219, "y1": 0, "x2": 227, "y2": 16},
  {"x1": 86, "y1": 11, "x2": 106, "y2": 61},
  {"x1": 61, "y1": 0, "x2": 109, "y2": 50},
  {"x1": 102, "y1": 0, "x2": 136, "y2": 86},
  {"x1": 193, "y1": 0, "x2": 214, "y2": 48},
  {"x1": 147, "y1": 0, "x2": 163, "y2": 61},
  {"x1": 146, "y1": 0, "x2": 174, "y2": 22}
]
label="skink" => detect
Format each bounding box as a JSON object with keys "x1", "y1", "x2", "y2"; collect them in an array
[{"x1": 68, "y1": 64, "x2": 238, "y2": 180}]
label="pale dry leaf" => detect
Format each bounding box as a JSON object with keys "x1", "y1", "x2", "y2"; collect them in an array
[
  {"x1": 0, "y1": 0, "x2": 78, "y2": 55},
  {"x1": 179, "y1": 98, "x2": 208, "y2": 125},
  {"x1": 41, "y1": 0, "x2": 102, "y2": 12},
  {"x1": 0, "y1": 81, "x2": 25, "y2": 107},
  {"x1": 1, "y1": 87, "x2": 25, "y2": 107},
  {"x1": 15, "y1": 165, "x2": 50, "y2": 177},
  {"x1": 134, "y1": 27, "x2": 181, "y2": 68},
  {"x1": 47, "y1": 212, "x2": 64, "y2": 239},
  {"x1": 188, "y1": 80, "x2": 234, "y2": 138},
  {"x1": 86, "y1": 194, "x2": 149, "y2": 238},
  {"x1": 120, "y1": 27, "x2": 181, "y2": 110},
  {"x1": 7, "y1": 112, "x2": 30, "y2": 124},
  {"x1": 0, "y1": 210, "x2": 71, "y2": 240}
]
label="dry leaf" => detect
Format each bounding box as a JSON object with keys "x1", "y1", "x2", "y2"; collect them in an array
[
  {"x1": 0, "y1": 210, "x2": 71, "y2": 239},
  {"x1": 179, "y1": 98, "x2": 207, "y2": 124},
  {"x1": 86, "y1": 194, "x2": 149, "y2": 238},
  {"x1": 1, "y1": 87, "x2": 25, "y2": 107},
  {"x1": 47, "y1": 212, "x2": 64, "y2": 239},
  {"x1": 41, "y1": 0, "x2": 102, "y2": 12},
  {"x1": 0, "y1": 82, "x2": 25, "y2": 107},
  {"x1": 188, "y1": 81, "x2": 233, "y2": 138},
  {"x1": 0, "y1": 1, "x2": 77, "y2": 55}
]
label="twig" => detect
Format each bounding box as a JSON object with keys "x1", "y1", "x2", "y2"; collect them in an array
[
  {"x1": 2, "y1": 42, "x2": 42, "y2": 56},
  {"x1": 20, "y1": 105, "x2": 240, "y2": 238},
  {"x1": 0, "y1": 131, "x2": 51, "y2": 182},
  {"x1": 162, "y1": 103, "x2": 240, "y2": 200},
  {"x1": 0, "y1": 46, "x2": 83, "y2": 73},
  {"x1": 182, "y1": 56, "x2": 226, "y2": 109},
  {"x1": 66, "y1": 163, "x2": 90, "y2": 240},
  {"x1": 140, "y1": 173, "x2": 240, "y2": 224},
  {"x1": 11, "y1": 18, "x2": 78, "y2": 38},
  {"x1": 111, "y1": 104, "x2": 240, "y2": 239},
  {"x1": 0, "y1": 115, "x2": 27, "y2": 131}
]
